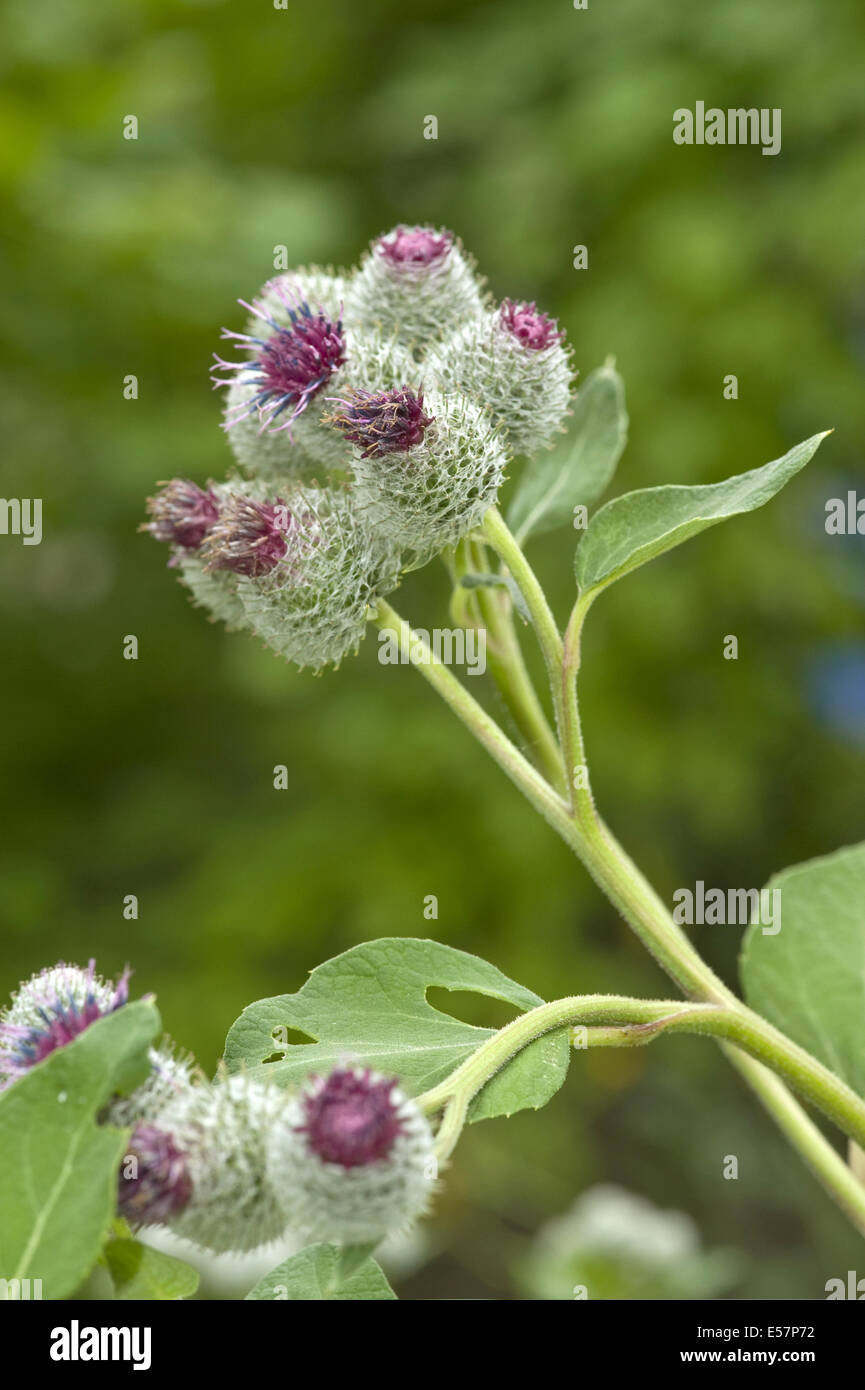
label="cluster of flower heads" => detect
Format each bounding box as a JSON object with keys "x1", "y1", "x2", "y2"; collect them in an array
[
  {"x1": 143, "y1": 225, "x2": 576, "y2": 670},
  {"x1": 0, "y1": 961, "x2": 436, "y2": 1253}
]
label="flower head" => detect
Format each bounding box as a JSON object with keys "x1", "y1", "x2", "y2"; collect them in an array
[
  {"x1": 376, "y1": 225, "x2": 452, "y2": 269},
  {"x1": 201, "y1": 495, "x2": 295, "y2": 578},
  {"x1": 297, "y1": 1067, "x2": 407, "y2": 1168},
  {"x1": 324, "y1": 386, "x2": 434, "y2": 458},
  {"x1": 231, "y1": 485, "x2": 401, "y2": 672},
  {"x1": 131, "y1": 1073, "x2": 291, "y2": 1253},
  {"x1": 427, "y1": 305, "x2": 574, "y2": 456},
  {"x1": 498, "y1": 299, "x2": 564, "y2": 352},
  {"x1": 345, "y1": 226, "x2": 484, "y2": 346},
  {"x1": 267, "y1": 1066, "x2": 436, "y2": 1243},
  {"x1": 212, "y1": 285, "x2": 346, "y2": 434},
  {"x1": 105, "y1": 1041, "x2": 203, "y2": 1129},
  {"x1": 0, "y1": 961, "x2": 129, "y2": 1087},
  {"x1": 141, "y1": 480, "x2": 220, "y2": 550},
  {"x1": 118, "y1": 1124, "x2": 193, "y2": 1227},
  {"x1": 347, "y1": 388, "x2": 507, "y2": 562}
]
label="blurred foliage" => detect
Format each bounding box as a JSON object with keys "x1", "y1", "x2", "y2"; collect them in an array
[
  {"x1": 1, "y1": 0, "x2": 864, "y2": 1299},
  {"x1": 516, "y1": 1184, "x2": 742, "y2": 1301}
]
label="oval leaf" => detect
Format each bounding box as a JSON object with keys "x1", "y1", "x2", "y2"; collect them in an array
[
  {"x1": 246, "y1": 1243, "x2": 396, "y2": 1301},
  {"x1": 741, "y1": 843, "x2": 865, "y2": 1099},
  {"x1": 223, "y1": 937, "x2": 569, "y2": 1123},
  {"x1": 508, "y1": 361, "x2": 628, "y2": 544},
  {"x1": 575, "y1": 431, "x2": 829, "y2": 596},
  {"x1": 0, "y1": 1000, "x2": 160, "y2": 1300}
]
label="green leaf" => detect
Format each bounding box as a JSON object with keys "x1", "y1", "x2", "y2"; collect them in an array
[
  {"x1": 0, "y1": 1000, "x2": 160, "y2": 1300},
  {"x1": 103, "y1": 1235, "x2": 200, "y2": 1301},
  {"x1": 246, "y1": 1243, "x2": 397, "y2": 1300},
  {"x1": 575, "y1": 431, "x2": 829, "y2": 596},
  {"x1": 508, "y1": 361, "x2": 628, "y2": 544},
  {"x1": 741, "y1": 842, "x2": 865, "y2": 1099},
  {"x1": 223, "y1": 937, "x2": 569, "y2": 1123}
]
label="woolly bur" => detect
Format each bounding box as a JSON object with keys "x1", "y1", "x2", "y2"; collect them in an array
[
  {"x1": 428, "y1": 298, "x2": 575, "y2": 455},
  {"x1": 0, "y1": 961, "x2": 130, "y2": 1087},
  {"x1": 222, "y1": 486, "x2": 402, "y2": 671},
  {"x1": 266, "y1": 1067, "x2": 436, "y2": 1245},
  {"x1": 222, "y1": 319, "x2": 418, "y2": 479},
  {"x1": 326, "y1": 385, "x2": 508, "y2": 561},
  {"x1": 117, "y1": 1073, "x2": 292, "y2": 1253},
  {"x1": 142, "y1": 478, "x2": 248, "y2": 631},
  {"x1": 345, "y1": 224, "x2": 486, "y2": 346}
]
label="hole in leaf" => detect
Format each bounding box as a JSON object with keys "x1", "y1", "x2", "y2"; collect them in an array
[
  {"x1": 425, "y1": 988, "x2": 522, "y2": 1032},
  {"x1": 269, "y1": 1025, "x2": 317, "y2": 1048}
]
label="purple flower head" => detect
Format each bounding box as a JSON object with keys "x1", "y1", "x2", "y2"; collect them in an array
[
  {"x1": 212, "y1": 283, "x2": 346, "y2": 434},
  {"x1": 0, "y1": 961, "x2": 130, "y2": 1087},
  {"x1": 201, "y1": 495, "x2": 295, "y2": 578},
  {"x1": 376, "y1": 225, "x2": 453, "y2": 270},
  {"x1": 141, "y1": 480, "x2": 219, "y2": 550},
  {"x1": 297, "y1": 1068, "x2": 406, "y2": 1169},
  {"x1": 118, "y1": 1123, "x2": 193, "y2": 1227},
  {"x1": 498, "y1": 299, "x2": 565, "y2": 352},
  {"x1": 324, "y1": 386, "x2": 434, "y2": 459}
]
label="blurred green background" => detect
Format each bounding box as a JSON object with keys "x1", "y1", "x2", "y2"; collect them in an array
[{"x1": 2, "y1": 0, "x2": 864, "y2": 1299}]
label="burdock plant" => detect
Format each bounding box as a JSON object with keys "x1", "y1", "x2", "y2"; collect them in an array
[{"x1": 2, "y1": 227, "x2": 863, "y2": 1302}]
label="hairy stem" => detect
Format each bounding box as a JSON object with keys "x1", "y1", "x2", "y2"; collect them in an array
[
  {"x1": 481, "y1": 507, "x2": 567, "y2": 750},
  {"x1": 462, "y1": 541, "x2": 567, "y2": 794},
  {"x1": 374, "y1": 553, "x2": 865, "y2": 1235},
  {"x1": 373, "y1": 599, "x2": 568, "y2": 837},
  {"x1": 418, "y1": 995, "x2": 865, "y2": 1159}
]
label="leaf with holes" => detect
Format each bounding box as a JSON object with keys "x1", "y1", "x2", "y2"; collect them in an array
[{"x1": 223, "y1": 937, "x2": 569, "y2": 1122}]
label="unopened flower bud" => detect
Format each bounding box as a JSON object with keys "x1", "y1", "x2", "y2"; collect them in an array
[
  {"x1": 0, "y1": 961, "x2": 129, "y2": 1088},
  {"x1": 118, "y1": 1123, "x2": 193, "y2": 1227},
  {"x1": 428, "y1": 300, "x2": 574, "y2": 456},
  {"x1": 344, "y1": 388, "x2": 507, "y2": 562},
  {"x1": 141, "y1": 480, "x2": 219, "y2": 550},
  {"x1": 105, "y1": 1041, "x2": 203, "y2": 1129},
  {"x1": 345, "y1": 225, "x2": 485, "y2": 347},
  {"x1": 234, "y1": 484, "x2": 402, "y2": 671},
  {"x1": 499, "y1": 298, "x2": 565, "y2": 352},
  {"x1": 125, "y1": 1073, "x2": 291, "y2": 1253},
  {"x1": 267, "y1": 1067, "x2": 436, "y2": 1244},
  {"x1": 377, "y1": 226, "x2": 452, "y2": 269}
]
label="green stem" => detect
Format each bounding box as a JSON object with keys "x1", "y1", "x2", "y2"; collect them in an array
[
  {"x1": 375, "y1": 590, "x2": 865, "y2": 1234},
  {"x1": 433, "y1": 1093, "x2": 470, "y2": 1162},
  {"x1": 481, "y1": 507, "x2": 567, "y2": 748},
  {"x1": 462, "y1": 542, "x2": 567, "y2": 794},
  {"x1": 418, "y1": 994, "x2": 865, "y2": 1157},
  {"x1": 373, "y1": 598, "x2": 569, "y2": 838},
  {"x1": 561, "y1": 592, "x2": 734, "y2": 999}
]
